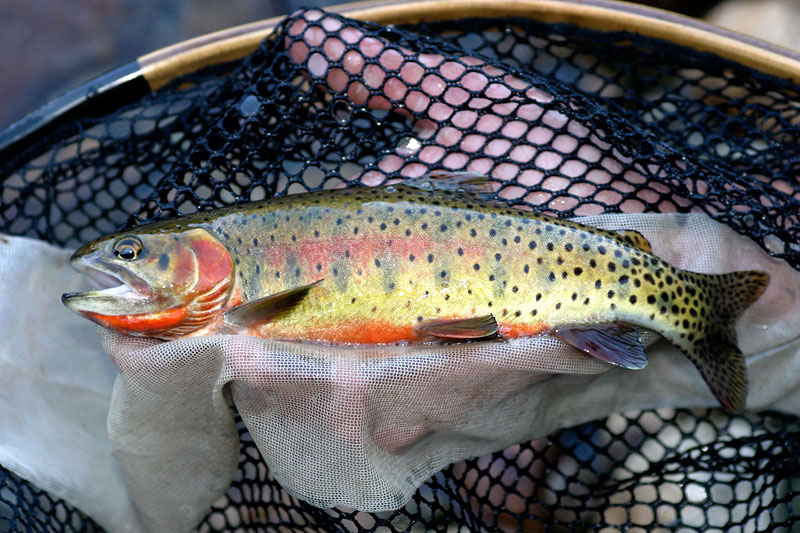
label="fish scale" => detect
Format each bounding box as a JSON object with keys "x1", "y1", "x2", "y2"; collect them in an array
[{"x1": 62, "y1": 174, "x2": 770, "y2": 413}]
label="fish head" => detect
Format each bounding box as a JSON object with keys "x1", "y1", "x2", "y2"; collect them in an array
[{"x1": 62, "y1": 226, "x2": 235, "y2": 339}]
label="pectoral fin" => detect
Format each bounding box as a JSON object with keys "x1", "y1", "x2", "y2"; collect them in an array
[
  {"x1": 416, "y1": 314, "x2": 498, "y2": 340},
  {"x1": 224, "y1": 280, "x2": 322, "y2": 327},
  {"x1": 554, "y1": 323, "x2": 648, "y2": 369}
]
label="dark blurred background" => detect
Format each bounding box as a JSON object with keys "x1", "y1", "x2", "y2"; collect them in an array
[{"x1": 0, "y1": 0, "x2": 790, "y2": 130}]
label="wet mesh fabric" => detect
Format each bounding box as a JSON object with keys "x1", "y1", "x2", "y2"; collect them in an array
[{"x1": 1, "y1": 7, "x2": 799, "y2": 532}]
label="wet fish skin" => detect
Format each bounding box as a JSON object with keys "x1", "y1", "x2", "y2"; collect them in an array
[{"x1": 62, "y1": 176, "x2": 769, "y2": 413}]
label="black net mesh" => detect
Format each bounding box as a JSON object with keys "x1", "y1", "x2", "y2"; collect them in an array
[{"x1": 0, "y1": 7, "x2": 798, "y2": 532}]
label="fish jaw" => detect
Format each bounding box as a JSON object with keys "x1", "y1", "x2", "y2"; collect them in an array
[{"x1": 62, "y1": 251, "x2": 163, "y2": 318}]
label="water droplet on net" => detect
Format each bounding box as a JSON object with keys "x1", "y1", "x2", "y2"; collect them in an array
[
  {"x1": 764, "y1": 234, "x2": 785, "y2": 254},
  {"x1": 238, "y1": 94, "x2": 261, "y2": 117},
  {"x1": 397, "y1": 136, "x2": 422, "y2": 155}
]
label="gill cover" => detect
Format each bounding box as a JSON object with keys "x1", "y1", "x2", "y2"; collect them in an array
[{"x1": 62, "y1": 227, "x2": 235, "y2": 339}]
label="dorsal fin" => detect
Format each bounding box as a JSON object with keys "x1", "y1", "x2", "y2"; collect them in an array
[
  {"x1": 402, "y1": 171, "x2": 497, "y2": 201},
  {"x1": 224, "y1": 280, "x2": 321, "y2": 327},
  {"x1": 617, "y1": 230, "x2": 652, "y2": 253}
]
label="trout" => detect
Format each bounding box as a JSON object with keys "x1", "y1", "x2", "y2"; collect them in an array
[{"x1": 63, "y1": 174, "x2": 769, "y2": 413}]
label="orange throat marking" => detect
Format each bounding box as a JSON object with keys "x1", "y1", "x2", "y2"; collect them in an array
[{"x1": 84, "y1": 307, "x2": 187, "y2": 334}]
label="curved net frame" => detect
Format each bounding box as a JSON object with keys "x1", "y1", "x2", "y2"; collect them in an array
[{"x1": 0, "y1": 7, "x2": 798, "y2": 532}]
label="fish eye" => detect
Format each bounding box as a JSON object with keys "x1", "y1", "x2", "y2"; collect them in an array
[{"x1": 113, "y1": 237, "x2": 143, "y2": 261}]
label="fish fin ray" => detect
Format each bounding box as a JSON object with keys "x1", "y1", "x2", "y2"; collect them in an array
[
  {"x1": 554, "y1": 323, "x2": 648, "y2": 369},
  {"x1": 224, "y1": 279, "x2": 322, "y2": 327},
  {"x1": 617, "y1": 230, "x2": 653, "y2": 253},
  {"x1": 416, "y1": 314, "x2": 498, "y2": 339},
  {"x1": 402, "y1": 172, "x2": 497, "y2": 200}
]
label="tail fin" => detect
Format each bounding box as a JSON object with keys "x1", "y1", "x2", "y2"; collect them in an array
[{"x1": 668, "y1": 270, "x2": 770, "y2": 414}]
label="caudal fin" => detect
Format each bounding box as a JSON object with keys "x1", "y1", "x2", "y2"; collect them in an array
[{"x1": 670, "y1": 270, "x2": 769, "y2": 414}]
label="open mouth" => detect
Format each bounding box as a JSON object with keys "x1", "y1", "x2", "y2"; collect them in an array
[{"x1": 62, "y1": 255, "x2": 153, "y2": 314}]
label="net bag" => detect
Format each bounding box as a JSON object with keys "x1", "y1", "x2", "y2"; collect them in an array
[{"x1": 1, "y1": 3, "x2": 799, "y2": 532}]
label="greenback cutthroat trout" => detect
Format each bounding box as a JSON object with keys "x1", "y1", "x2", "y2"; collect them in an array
[{"x1": 63, "y1": 173, "x2": 769, "y2": 413}]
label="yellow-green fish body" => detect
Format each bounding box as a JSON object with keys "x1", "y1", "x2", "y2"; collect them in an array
[{"x1": 62, "y1": 175, "x2": 769, "y2": 413}]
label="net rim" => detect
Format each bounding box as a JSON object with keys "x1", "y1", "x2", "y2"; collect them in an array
[{"x1": 138, "y1": 0, "x2": 800, "y2": 90}]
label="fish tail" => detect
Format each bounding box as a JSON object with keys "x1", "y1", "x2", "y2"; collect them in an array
[{"x1": 665, "y1": 270, "x2": 770, "y2": 414}]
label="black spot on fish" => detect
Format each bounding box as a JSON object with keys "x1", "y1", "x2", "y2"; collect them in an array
[
  {"x1": 457, "y1": 248, "x2": 464, "y2": 256},
  {"x1": 619, "y1": 275, "x2": 629, "y2": 284},
  {"x1": 598, "y1": 246, "x2": 606, "y2": 255},
  {"x1": 524, "y1": 264, "x2": 530, "y2": 274},
  {"x1": 546, "y1": 243, "x2": 554, "y2": 251},
  {"x1": 375, "y1": 259, "x2": 381, "y2": 268},
  {"x1": 158, "y1": 253, "x2": 169, "y2": 271},
  {"x1": 548, "y1": 272, "x2": 555, "y2": 282},
  {"x1": 427, "y1": 254, "x2": 434, "y2": 263},
  {"x1": 409, "y1": 254, "x2": 415, "y2": 262},
  {"x1": 473, "y1": 263, "x2": 480, "y2": 271},
  {"x1": 574, "y1": 267, "x2": 583, "y2": 276},
  {"x1": 253, "y1": 238, "x2": 258, "y2": 246},
  {"x1": 629, "y1": 295, "x2": 637, "y2": 304}
]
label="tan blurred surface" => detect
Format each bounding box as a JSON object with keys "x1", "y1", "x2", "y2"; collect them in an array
[{"x1": 707, "y1": 0, "x2": 800, "y2": 51}]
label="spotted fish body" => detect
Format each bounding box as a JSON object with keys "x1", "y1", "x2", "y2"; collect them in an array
[{"x1": 63, "y1": 176, "x2": 769, "y2": 413}]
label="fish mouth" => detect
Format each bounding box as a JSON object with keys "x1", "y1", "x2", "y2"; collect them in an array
[{"x1": 62, "y1": 253, "x2": 156, "y2": 316}]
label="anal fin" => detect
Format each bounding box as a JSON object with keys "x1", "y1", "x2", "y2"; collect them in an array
[
  {"x1": 224, "y1": 280, "x2": 322, "y2": 327},
  {"x1": 416, "y1": 314, "x2": 498, "y2": 340},
  {"x1": 554, "y1": 323, "x2": 648, "y2": 369}
]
